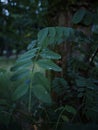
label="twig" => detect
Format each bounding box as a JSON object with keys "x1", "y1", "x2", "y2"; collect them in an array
[{"x1": 89, "y1": 48, "x2": 98, "y2": 65}]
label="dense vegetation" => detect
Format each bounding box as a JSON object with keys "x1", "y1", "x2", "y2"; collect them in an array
[{"x1": 0, "y1": 0, "x2": 98, "y2": 130}]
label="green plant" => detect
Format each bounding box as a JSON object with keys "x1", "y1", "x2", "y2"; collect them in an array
[
  {"x1": 0, "y1": 1, "x2": 98, "y2": 130},
  {"x1": 0, "y1": 69, "x2": 17, "y2": 129},
  {"x1": 0, "y1": 24, "x2": 98, "y2": 130},
  {"x1": 10, "y1": 24, "x2": 98, "y2": 129}
]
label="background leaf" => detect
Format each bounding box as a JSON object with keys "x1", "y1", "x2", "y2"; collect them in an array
[
  {"x1": 72, "y1": 8, "x2": 86, "y2": 24},
  {"x1": 65, "y1": 105, "x2": 76, "y2": 115}
]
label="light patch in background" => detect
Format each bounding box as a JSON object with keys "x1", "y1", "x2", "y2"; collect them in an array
[
  {"x1": 1, "y1": 0, "x2": 8, "y2": 4},
  {"x1": 3, "y1": 8, "x2": 9, "y2": 16}
]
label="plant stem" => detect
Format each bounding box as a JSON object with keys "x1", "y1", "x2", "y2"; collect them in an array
[
  {"x1": 28, "y1": 63, "x2": 35, "y2": 113},
  {"x1": 28, "y1": 47, "x2": 41, "y2": 113},
  {"x1": 55, "y1": 106, "x2": 66, "y2": 130},
  {"x1": 89, "y1": 48, "x2": 98, "y2": 65}
]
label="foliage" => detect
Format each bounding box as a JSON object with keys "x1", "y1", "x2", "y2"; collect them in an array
[
  {"x1": 0, "y1": 0, "x2": 98, "y2": 130},
  {"x1": 8, "y1": 25, "x2": 98, "y2": 130},
  {"x1": 0, "y1": 0, "x2": 98, "y2": 53},
  {"x1": 0, "y1": 0, "x2": 47, "y2": 54},
  {"x1": 0, "y1": 69, "x2": 17, "y2": 128}
]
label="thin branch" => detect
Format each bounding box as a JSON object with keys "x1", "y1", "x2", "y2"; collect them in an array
[{"x1": 89, "y1": 48, "x2": 98, "y2": 65}]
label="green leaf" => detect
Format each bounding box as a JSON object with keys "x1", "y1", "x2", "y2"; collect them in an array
[
  {"x1": 13, "y1": 84, "x2": 28, "y2": 101},
  {"x1": 17, "y1": 54, "x2": 34, "y2": 63},
  {"x1": 32, "y1": 72, "x2": 52, "y2": 104},
  {"x1": 61, "y1": 115, "x2": 69, "y2": 122},
  {"x1": 55, "y1": 27, "x2": 74, "y2": 40},
  {"x1": 32, "y1": 84, "x2": 52, "y2": 104},
  {"x1": 72, "y1": 8, "x2": 86, "y2": 24},
  {"x1": 56, "y1": 27, "x2": 64, "y2": 38},
  {"x1": 55, "y1": 27, "x2": 64, "y2": 44},
  {"x1": 40, "y1": 49, "x2": 61, "y2": 59},
  {"x1": 27, "y1": 40, "x2": 37, "y2": 50},
  {"x1": 38, "y1": 28, "x2": 48, "y2": 42},
  {"x1": 11, "y1": 69, "x2": 29, "y2": 81},
  {"x1": 11, "y1": 48, "x2": 37, "y2": 73},
  {"x1": 17, "y1": 48, "x2": 37, "y2": 62},
  {"x1": 37, "y1": 27, "x2": 75, "y2": 47},
  {"x1": 33, "y1": 72, "x2": 51, "y2": 92},
  {"x1": 39, "y1": 37, "x2": 50, "y2": 48},
  {"x1": 37, "y1": 59, "x2": 62, "y2": 72},
  {"x1": 38, "y1": 28, "x2": 49, "y2": 48},
  {"x1": 48, "y1": 27, "x2": 56, "y2": 37},
  {"x1": 63, "y1": 27, "x2": 75, "y2": 40},
  {"x1": 65, "y1": 105, "x2": 76, "y2": 114},
  {"x1": 92, "y1": 25, "x2": 98, "y2": 34},
  {"x1": 11, "y1": 60, "x2": 32, "y2": 71}
]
